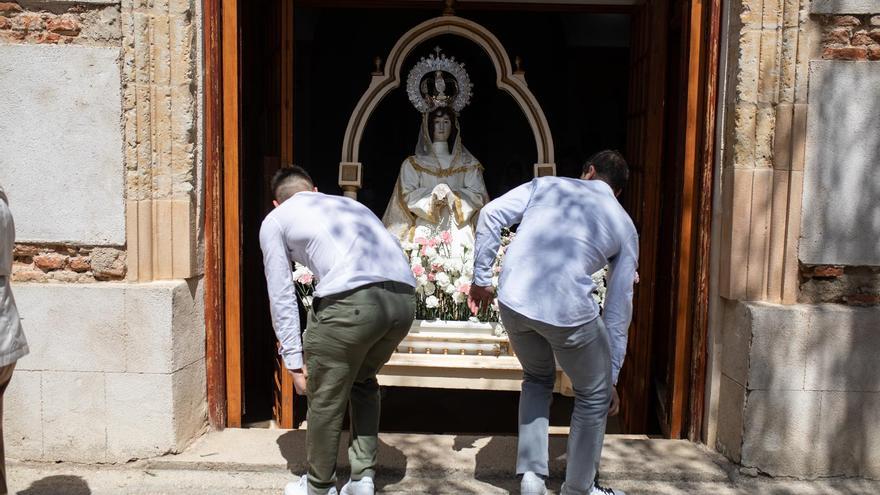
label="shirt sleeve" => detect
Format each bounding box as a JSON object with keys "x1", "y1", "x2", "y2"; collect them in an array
[
  {"x1": 472, "y1": 180, "x2": 535, "y2": 287},
  {"x1": 259, "y1": 216, "x2": 303, "y2": 370},
  {"x1": 603, "y1": 230, "x2": 639, "y2": 385}
]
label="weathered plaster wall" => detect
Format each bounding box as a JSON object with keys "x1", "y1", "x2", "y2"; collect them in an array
[
  {"x1": 0, "y1": 43, "x2": 125, "y2": 245},
  {"x1": 800, "y1": 60, "x2": 880, "y2": 266}
]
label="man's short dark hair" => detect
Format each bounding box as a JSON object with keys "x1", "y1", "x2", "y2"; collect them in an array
[
  {"x1": 583, "y1": 150, "x2": 629, "y2": 193},
  {"x1": 271, "y1": 165, "x2": 314, "y2": 203}
]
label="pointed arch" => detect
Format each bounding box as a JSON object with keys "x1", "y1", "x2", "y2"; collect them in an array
[{"x1": 338, "y1": 15, "x2": 556, "y2": 195}]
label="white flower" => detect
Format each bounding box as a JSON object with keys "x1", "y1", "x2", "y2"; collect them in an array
[
  {"x1": 455, "y1": 276, "x2": 470, "y2": 288},
  {"x1": 414, "y1": 225, "x2": 432, "y2": 239},
  {"x1": 435, "y1": 272, "x2": 451, "y2": 287},
  {"x1": 491, "y1": 275, "x2": 500, "y2": 287},
  {"x1": 452, "y1": 291, "x2": 466, "y2": 304},
  {"x1": 291, "y1": 263, "x2": 312, "y2": 281},
  {"x1": 417, "y1": 274, "x2": 428, "y2": 287},
  {"x1": 423, "y1": 282, "x2": 436, "y2": 296},
  {"x1": 424, "y1": 246, "x2": 438, "y2": 258},
  {"x1": 425, "y1": 295, "x2": 440, "y2": 308},
  {"x1": 445, "y1": 283, "x2": 457, "y2": 295}
]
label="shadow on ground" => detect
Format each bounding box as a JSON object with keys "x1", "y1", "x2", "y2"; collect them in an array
[{"x1": 16, "y1": 475, "x2": 90, "y2": 495}]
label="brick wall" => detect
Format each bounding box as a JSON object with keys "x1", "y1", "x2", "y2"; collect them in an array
[
  {"x1": 0, "y1": 1, "x2": 120, "y2": 46},
  {"x1": 821, "y1": 14, "x2": 880, "y2": 60},
  {"x1": 12, "y1": 245, "x2": 126, "y2": 283},
  {"x1": 800, "y1": 264, "x2": 880, "y2": 305}
]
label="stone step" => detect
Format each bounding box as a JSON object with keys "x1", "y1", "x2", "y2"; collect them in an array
[{"x1": 146, "y1": 429, "x2": 731, "y2": 483}]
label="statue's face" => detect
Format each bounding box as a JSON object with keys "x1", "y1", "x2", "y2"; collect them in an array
[{"x1": 432, "y1": 114, "x2": 452, "y2": 143}]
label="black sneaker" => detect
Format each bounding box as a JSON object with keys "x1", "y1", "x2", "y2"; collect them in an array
[{"x1": 590, "y1": 471, "x2": 625, "y2": 495}]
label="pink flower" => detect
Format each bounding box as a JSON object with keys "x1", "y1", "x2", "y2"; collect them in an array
[
  {"x1": 493, "y1": 266, "x2": 502, "y2": 274},
  {"x1": 457, "y1": 283, "x2": 471, "y2": 294},
  {"x1": 428, "y1": 238, "x2": 438, "y2": 248},
  {"x1": 432, "y1": 263, "x2": 444, "y2": 272},
  {"x1": 420, "y1": 246, "x2": 427, "y2": 256},
  {"x1": 412, "y1": 265, "x2": 425, "y2": 277},
  {"x1": 440, "y1": 230, "x2": 453, "y2": 245},
  {"x1": 413, "y1": 236, "x2": 428, "y2": 246},
  {"x1": 298, "y1": 274, "x2": 313, "y2": 285},
  {"x1": 427, "y1": 272, "x2": 436, "y2": 282}
]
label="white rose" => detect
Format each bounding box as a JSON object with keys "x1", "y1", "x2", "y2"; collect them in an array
[
  {"x1": 452, "y1": 291, "x2": 466, "y2": 304},
  {"x1": 424, "y1": 246, "x2": 438, "y2": 258},
  {"x1": 414, "y1": 225, "x2": 432, "y2": 239},
  {"x1": 435, "y1": 272, "x2": 451, "y2": 287},
  {"x1": 423, "y1": 282, "x2": 436, "y2": 296},
  {"x1": 425, "y1": 295, "x2": 440, "y2": 308},
  {"x1": 445, "y1": 283, "x2": 457, "y2": 295},
  {"x1": 417, "y1": 274, "x2": 429, "y2": 286}
]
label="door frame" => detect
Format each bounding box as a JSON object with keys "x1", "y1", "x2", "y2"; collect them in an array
[{"x1": 202, "y1": 0, "x2": 722, "y2": 435}]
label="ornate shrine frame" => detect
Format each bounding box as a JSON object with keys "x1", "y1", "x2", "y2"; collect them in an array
[{"x1": 337, "y1": 15, "x2": 557, "y2": 198}]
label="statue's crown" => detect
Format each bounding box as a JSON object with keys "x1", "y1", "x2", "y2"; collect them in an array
[{"x1": 407, "y1": 48, "x2": 473, "y2": 114}]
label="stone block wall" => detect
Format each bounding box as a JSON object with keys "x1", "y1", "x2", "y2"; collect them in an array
[
  {"x1": 711, "y1": 0, "x2": 880, "y2": 481},
  {"x1": 6, "y1": 282, "x2": 206, "y2": 462},
  {"x1": 0, "y1": 0, "x2": 207, "y2": 463},
  {"x1": 717, "y1": 302, "x2": 880, "y2": 478}
]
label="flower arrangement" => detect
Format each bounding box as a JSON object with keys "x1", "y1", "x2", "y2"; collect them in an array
[
  {"x1": 398, "y1": 227, "x2": 510, "y2": 322},
  {"x1": 291, "y1": 228, "x2": 609, "y2": 323}
]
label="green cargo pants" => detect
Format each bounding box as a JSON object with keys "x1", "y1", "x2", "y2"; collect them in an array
[{"x1": 303, "y1": 280, "x2": 415, "y2": 495}]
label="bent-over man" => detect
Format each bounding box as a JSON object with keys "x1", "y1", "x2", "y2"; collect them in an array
[
  {"x1": 260, "y1": 167, "x2": 416, "y2": 495},
  {"x1": 469, "y1": 150, "x2": 638, "y2": 495}
]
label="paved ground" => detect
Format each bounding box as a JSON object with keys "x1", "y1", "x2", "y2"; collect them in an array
[{"x1": 8, "y1": 430, "x2": 880, "y2": 494}]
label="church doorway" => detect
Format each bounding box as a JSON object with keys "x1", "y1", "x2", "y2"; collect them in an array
[{"x1": 205, "y1": 0, "x2": 721, "y2": 441}]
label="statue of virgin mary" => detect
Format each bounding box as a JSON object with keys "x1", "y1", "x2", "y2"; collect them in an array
[{"x1": 382, "y1": 50, "x2": 489, "y2": 254}]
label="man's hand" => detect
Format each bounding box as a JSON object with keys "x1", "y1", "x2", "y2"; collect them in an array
[
  {"x1": 290, "y1": 368, "x2": 307, "y2": 396},
  {"x1": 468, "y1": 284, "x2": 495, "y2": 315},
  {"x1": 609, "y1": 386, "x2": 620, "y2": 416}
]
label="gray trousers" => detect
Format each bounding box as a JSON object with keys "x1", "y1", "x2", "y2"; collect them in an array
[{"x1": 501, "y1": 304, "x2": 612, "y2": 495}]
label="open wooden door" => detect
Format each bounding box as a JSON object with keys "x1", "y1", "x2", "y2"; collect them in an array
[
  {"x1": 272, "y1": 0, "x2": 296, "y2": 430},
  {"x1": 618, "y1": 0, "x2": 668, "y2": 434},
  {"x1": 650, "y1": 0, "x2": 719, "y2": 438},
  {"x1": 621, "y1": 0, "x2": 718, "y2": 437},
  {"x1": 221, "y1": 0, "x2": 244, "y2": 428}
]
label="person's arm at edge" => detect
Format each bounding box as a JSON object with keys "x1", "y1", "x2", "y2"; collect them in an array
[
  {"x1": 603, "y1": 230, "x2": 639, "y2": 386},
  {"x1": 259, "y1": 216, "x2": 304, "y2": 371}
]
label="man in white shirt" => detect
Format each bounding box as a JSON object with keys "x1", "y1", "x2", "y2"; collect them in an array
[
  {"x1": 469, "y1": 150, "x2": 638, "y2": 495},
  {"x1": 259, "y1": 167, "x2": 416, "y2": 495},
  {"x1": 0, "y1": 184, "x2": 29, "y2": 495}
]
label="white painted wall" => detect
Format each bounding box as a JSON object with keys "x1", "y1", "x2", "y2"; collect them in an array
[
  {"x1": 0, "y1": 45, "x2": 124, "y2": 245},
  {"x1": 801, "y1": 61, "x2": 880, "y2": 266}
]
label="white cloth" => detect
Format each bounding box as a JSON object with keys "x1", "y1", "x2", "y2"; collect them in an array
[
  {"x1": 259, "y1": 192, "x2": 416, "y2": 370},
  {"x1": 382, "y1": 114, "x2": 489, "y2": 253},
  {"x1": 0, "y1": 186, "x2": 29, "y2": 368},
  {"x1": 472, "y1": 177, "x2": 638, "y2": 384}
]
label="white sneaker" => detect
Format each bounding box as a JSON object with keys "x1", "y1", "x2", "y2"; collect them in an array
[
  {"x1": 520, "y1": 471, "x2": 547, "y2": 495},
  {"x1": 340, "y1": 476, "x2": 375, "y2": 495},
  {"x1": 284, "y1": 474, "x2": 339, "y2": 495}
]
